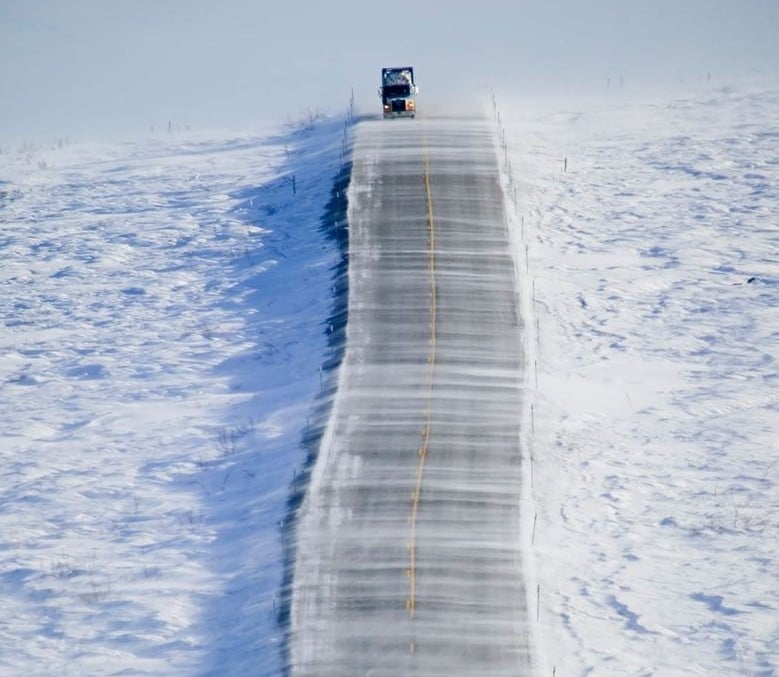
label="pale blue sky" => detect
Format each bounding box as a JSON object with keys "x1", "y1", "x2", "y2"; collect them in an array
[{"x1": 1, "y1": 0, "x2": 778, "y2": 143}]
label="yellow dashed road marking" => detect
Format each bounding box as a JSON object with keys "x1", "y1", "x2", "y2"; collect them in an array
[{"x1": 407, "y1": 133, "x2": 436, "y2": 620}]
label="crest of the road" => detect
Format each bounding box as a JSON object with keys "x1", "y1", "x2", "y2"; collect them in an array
[{"x1": 290, "y1": 114, "x2": 532, "y2": 675}]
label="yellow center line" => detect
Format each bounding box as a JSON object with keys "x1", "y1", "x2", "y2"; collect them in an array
[{"x1": 407, "y1": 131, "x2": 436, "y2": 621}]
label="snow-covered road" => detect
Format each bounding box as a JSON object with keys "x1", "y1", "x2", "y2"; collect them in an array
[{"x1": 290, "y1": 117, "x2": 532, "y2": 675}]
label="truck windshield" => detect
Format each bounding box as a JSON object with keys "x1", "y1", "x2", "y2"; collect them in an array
[{"x1": 384, "y1": 84, "x2": 411, "y2": 98}]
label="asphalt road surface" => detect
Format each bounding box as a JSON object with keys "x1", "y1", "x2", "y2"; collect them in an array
[{"x1": 290, "y1": 114, "x2": 531, "y2": 676}]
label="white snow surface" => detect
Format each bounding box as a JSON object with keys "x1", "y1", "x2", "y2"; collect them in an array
[
  {"x1": 1, "y1": 118, "x2": 348, "y2": 674},
  {"x1": 1, "y1": 78, "x2": 777, "y2": 676},
  {"x1": 497, "y1": 79, "x2": 779, "y2": 675}
]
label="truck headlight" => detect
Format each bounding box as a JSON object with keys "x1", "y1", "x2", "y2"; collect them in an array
[{"x1": 407, "y1": 100, "x2": 415, "y2": 110}]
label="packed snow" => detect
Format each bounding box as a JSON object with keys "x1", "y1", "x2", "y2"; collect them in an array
[
  {"x1": 496, "y1": 78, "x2": 779, "y2": 675},
  {"x1": 1, "y1": 76, "x2": 777, "y2": 676}
]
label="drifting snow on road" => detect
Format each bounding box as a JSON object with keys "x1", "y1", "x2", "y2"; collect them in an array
[{"x1": 290, "y1": 117, "x2": 533, "y2": 675}]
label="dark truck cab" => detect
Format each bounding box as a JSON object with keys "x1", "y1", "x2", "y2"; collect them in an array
[{"x1": 379, "y1": 67, "x2": 418, "y2": 118}]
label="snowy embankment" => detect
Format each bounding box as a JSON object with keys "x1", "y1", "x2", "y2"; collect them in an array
[
  {"x1": 497, "y1": 80, "x2": 779, "y2": 675},
  {"x1": 0, "y1": 116, "x2": 349, "y2": 674}
]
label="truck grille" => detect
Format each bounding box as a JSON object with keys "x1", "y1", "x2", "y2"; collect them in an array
[{"x1": 391, "y1": 99, "x2": 407, "y2": 113}]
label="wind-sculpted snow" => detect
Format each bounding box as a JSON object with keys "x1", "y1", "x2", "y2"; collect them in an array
[
  {"x1": 290, "y1": 118, "x2": 533, "y2": 675},
  {"x1": 0, "y1": 119, "x2": 349, "y2": 674},
  {"x1": 3, "y1": 78, "x2": 776, "y2": 674},
  {"x1": 497, "y1": 80, "x2": 779, "y2": 675}
]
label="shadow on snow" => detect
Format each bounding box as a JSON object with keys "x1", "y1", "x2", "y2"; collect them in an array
[{"x1": 193, "y1": 114, "x2": 355, "y2": 674}]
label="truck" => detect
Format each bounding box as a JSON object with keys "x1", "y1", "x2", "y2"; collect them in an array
[{"x1": 379, "y1": 67, "x2": 418, "y2": 119}]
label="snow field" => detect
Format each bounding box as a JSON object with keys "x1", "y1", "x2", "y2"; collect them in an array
[
  {"x1": 1, "y1": 117, "x2": 349, "y2": 674},
  {"x1": 497, "y1": 80, "x2": 779, "y2": 675}
]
